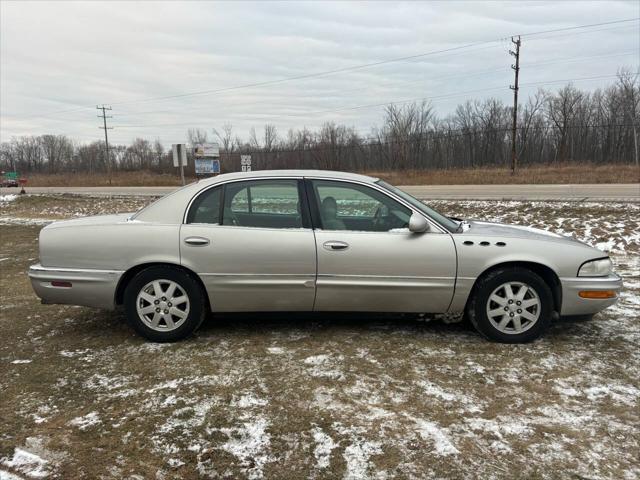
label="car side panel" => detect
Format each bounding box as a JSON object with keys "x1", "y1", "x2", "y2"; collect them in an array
[
  {"x1": 448, "y1": 235, "x2": 610, "y2": 313},
  {"x1": 39, "y1": 222, "x2": 181, "y2": 271},
  {"x1": 313, "y1": 230, "x2": 457, "y2": 312},
  {"x1": 180, "y1": 225, "x2": 317, "y2": 312},
  {"x1": 32, "y1": 222, "x2": 181, "y2": 309}
]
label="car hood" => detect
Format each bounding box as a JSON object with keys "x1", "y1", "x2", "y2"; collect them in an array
[
  {"x1": 44, "y1": 212, "x2": 135, "y2": 229},
  {"x1": 464, "y1": 220, "x2": 588, "y2": 246}
]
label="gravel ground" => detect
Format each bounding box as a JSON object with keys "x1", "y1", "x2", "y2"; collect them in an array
[{"x1": 0, "y1": 195, "x2": 638, "y2": 479}]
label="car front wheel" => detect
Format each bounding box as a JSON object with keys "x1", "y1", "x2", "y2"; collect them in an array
[
  {"x1": 124, "y1": 266, "x2": 206, "y2": 342},
  {"x1": 467, "y1": 267, "x2": 553, "y2": 343}
]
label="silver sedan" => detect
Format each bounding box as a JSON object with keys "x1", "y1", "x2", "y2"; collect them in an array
[{"x1": 29, "y1": 170, "x2": 622, "y2": 343}]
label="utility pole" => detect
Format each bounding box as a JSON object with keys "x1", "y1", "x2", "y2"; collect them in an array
[
  {"x1": 97, "y1": 105, "x2": 113, "y2": 184},
  {"x1": 509, "y1": 36, "x2": 521, "y2": 175}
]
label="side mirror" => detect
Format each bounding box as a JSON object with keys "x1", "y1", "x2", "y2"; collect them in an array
[{"x1": 408, "y1": 213, "x2": 429, "y2": 233}]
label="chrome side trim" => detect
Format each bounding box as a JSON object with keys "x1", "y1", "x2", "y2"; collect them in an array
[
  {"x1": 29, "y1": 265, "x2": 124, "y2": 275},
  {"x1": 318, "y1": 274, "x2": 453, "y2": 280}
]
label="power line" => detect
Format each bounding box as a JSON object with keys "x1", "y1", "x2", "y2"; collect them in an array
[
  {"x1": 107, "y1": 19, "x2": 640, "y2": 108},
  {"x1": 6, "y1": 17, "x2": 638, "y2": 121},
  {"x1": 100, "y1": 50, "x2": 637, "y2": 122},
  {"x1": 26, "y1": 50, "x2": 637, "y2": 125},
  {"x1": 104, "y1": 72, "x2": 631, "y2": 131}
]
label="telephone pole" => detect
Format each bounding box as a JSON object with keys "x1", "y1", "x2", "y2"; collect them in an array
[
  {"x1": 97, "y1": 105, "x2": 113, "y2": 184},
  {"x1": 509, "y1": 36, "x2": 521, "y2": 175}
]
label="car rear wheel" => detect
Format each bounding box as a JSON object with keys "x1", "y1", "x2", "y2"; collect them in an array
[
  {"x1": 124, "y1": 266, "x2": 206, "y2": 342},
  {"x1": 467, "y1": 267, "x2": 553, "y2": 343}
]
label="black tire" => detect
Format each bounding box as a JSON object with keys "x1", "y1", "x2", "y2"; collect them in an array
[
  {"x1": 123, "y1": 266, "x2": 206, "y2": 342},
  {"x1": 467, "y1": 267, "x2": 553, "y2": 343}
]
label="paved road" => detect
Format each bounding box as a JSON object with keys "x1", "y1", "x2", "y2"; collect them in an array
[{"x1": 1, "y1": 184, "x2": 639, "y2": 201}]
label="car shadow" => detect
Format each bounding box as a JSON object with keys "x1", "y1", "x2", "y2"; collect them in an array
[{"x1": 196, "y1": 311, "x2": 476, "y2": 337}]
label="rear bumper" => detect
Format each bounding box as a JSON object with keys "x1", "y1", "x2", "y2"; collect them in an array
[
  {"x1": 560, "y1": 273, "x2": 623, "y2": 316},
  {"x1": 28, "y1": 264, "x2": 123, "y2": 310}
]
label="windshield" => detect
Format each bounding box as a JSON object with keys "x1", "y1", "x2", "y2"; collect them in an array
[{"x1": 376, "y1": 180, "x2": 461, "y2": 233}]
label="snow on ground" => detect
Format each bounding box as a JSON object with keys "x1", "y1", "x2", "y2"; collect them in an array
[
  {"x1": 0, "y1": 196, "x2": 638, "y2": 478},
  {"x1": 0, "y1": 195, "x2": 18, "y2": 203}
]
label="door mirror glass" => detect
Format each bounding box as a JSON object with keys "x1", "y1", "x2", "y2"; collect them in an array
[{"x1": 408, "y1": 213, "x2": 429, "y2": 233}]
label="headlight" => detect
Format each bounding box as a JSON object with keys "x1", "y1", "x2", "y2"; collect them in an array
[{"x1": 578, "y1": 258, "x2": 613, "y2": 277}]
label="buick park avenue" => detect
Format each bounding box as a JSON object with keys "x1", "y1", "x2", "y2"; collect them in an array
[{"x1": 29, "y1": 170, "x2": 622, "y2": 343}]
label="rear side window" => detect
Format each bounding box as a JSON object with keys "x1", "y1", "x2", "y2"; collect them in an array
[
  {"x1": 186, "y1": 186, "x2": 222, "y2": 224},
  {"x1": 223, "y1": 180, "x2": 304, "y2": 229}
]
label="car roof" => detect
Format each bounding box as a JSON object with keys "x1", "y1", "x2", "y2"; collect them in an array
[{"x1": 199, "y1": 169, "x2": 378, "y2": 185}]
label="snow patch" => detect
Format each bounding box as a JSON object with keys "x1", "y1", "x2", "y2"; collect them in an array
[
  {"x1": 342, "y1": 439, "x2": 382, "y2": 480},
  {"x1": 266, "y1": 346, "x2": 285, "y2": 355},
  {"x1": 232, "y1": 394, "x2": 268, "y2": 408},
  {"x1": 312, "y1": 427, "x2": 337, "y2": 470},
  {"x1": 68, "y1": 412, "x2": 101, "y2": 431},
  {"x1": 1, "y1": 448, "x2": 49, "y2": 479},
  {"x1": 219, "y1": 417, "x2": 273, "y2": 479},
  {"x1": 414, "y1": 419, "x2": 459, "y2": 456}
]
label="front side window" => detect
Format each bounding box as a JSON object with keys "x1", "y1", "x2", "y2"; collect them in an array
[
  {"x1": 311, "y1": 180, "x2": 412, "y2": 232},
  {"x1": 186, "y1": 186, "x2": 222, "y2": 224},
  {"x1": 223, "y1": 180, "x2": 303, "y2": 229},
  {"x1": 376, "y1": 180, "x2": 459, "y2": 233}
]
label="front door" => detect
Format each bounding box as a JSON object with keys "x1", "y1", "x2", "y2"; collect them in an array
[
  {"x1": 180, "y1": 179, "x2": 316, "y2": 311},
  {"x1": 307, "y1": 179, "x2": 457, "y2": 312}
]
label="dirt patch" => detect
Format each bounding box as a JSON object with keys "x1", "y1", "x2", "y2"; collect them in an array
[{"x1": 1, "y1": 197, "x2": 638, "y2": 479}]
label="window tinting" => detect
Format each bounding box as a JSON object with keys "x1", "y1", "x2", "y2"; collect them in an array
[
  {"x1": 186, "y1": 186, "x2": 222, "y2": 224},
  {"x1": 312, "y1": 180, "x2": 412, "y2": 232},
  {"x1": 223, "y1": 180, "x2": 303, "y2": 229}
]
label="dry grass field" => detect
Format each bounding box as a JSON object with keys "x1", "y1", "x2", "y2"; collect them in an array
[
  {"x1": 22, "y1": 163, "x2": 640, "y2": 187},
  {"x1": 1, "y1": 194, "x2": 639, "y2": 479},
  {"x1": 374, "y1": 163, "x2": 640, "y2": 186}
]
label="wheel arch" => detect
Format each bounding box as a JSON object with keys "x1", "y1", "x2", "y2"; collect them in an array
[
  {"x1": 466, "y1": 261, "x2": 562, "y2": 314},
  {"x1": 115, "y1": 262, "x2": 210, "y2": 310}
]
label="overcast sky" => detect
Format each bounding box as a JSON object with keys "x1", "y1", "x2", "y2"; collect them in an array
[{"x1": 1, "y1": 1, "x2": 638, "y2": 146}]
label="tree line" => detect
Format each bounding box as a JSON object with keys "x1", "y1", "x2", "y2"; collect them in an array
[{"x1": 1, "y1": 70, "x2": 638, "y2": 176}]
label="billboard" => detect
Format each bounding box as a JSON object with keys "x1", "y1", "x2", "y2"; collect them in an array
[
  {"x1": 193, "y1": 143, "x2": 220, "y2": 158},
  {"x1": 195, "y1": 158, "x2": 220, "y2": 175}
]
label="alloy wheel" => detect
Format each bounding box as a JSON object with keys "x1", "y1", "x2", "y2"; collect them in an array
[
  {"x1": 136, "y1": 279, "x2": 190, "y2": 332},
  {"x1": 486, "y1": 281, "x2": 541, "y2": 334}
]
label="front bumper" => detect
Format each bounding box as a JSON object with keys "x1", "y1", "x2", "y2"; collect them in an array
[
  {"x1": 28, "y1": 264, "x2": 123, "y2": 310},
  {"x1": 560, "y1": 273, "x2": 623, "y2": 316}
]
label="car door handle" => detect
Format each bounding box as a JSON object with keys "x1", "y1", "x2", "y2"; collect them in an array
[
  {"x1": 184, "y1": 236, "x2": 210, "y2": 246},
  {"x1": 323, "y1": 241, "x2": 349, "y2": 251}
]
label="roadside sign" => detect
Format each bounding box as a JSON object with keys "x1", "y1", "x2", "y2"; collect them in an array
[
  {"x1": 241, "y1": 165, "x2": 252, "y2": 172},
  {"x1": 194, "y1": 143, "x2": 220, "y2": 158},
  {"x1": 240, "y1": 155, "x2": 251, "y2": 166},
  {"x1": 172, "y1": 144, "x2": 187, "y2": 167},
  {"x1": 195, "y1": 158, "x2": 220, "y2": 175}
]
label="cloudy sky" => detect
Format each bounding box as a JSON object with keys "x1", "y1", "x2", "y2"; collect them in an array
[{"x1": 1, "y1": 1, "x2": 638, "y2": 146}]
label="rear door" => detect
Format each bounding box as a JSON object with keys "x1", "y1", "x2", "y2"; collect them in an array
[
  {"x1": 307, "y1": 178, "x2": 457, "y2": 313},
  {"x1": 180, "y1": 178, "x2": 317, "y2": 312}
]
